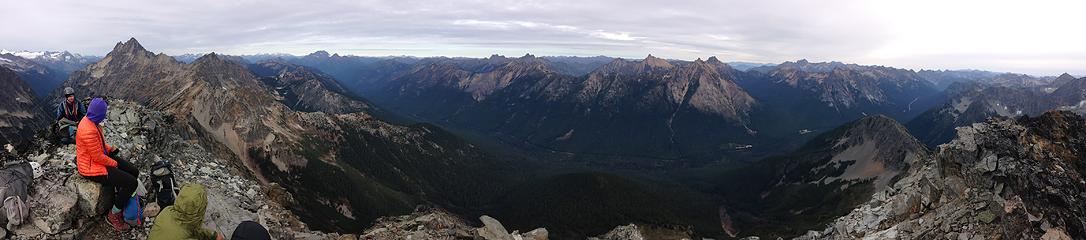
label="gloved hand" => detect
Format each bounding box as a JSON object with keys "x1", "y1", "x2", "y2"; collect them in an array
[{"x1": 109, "y1": 148, "x2": 121, "y2": 156}]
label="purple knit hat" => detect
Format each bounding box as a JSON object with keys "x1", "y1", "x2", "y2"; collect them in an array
[{"x1": 86, "y1": 98, "x2": 108, "y2": 124}]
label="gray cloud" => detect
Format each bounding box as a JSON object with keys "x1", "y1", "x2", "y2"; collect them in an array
[{"x1": 3, "y1": 0, "x2": 1083, "y2": 75}]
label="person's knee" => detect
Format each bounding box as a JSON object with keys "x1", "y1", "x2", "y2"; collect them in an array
[{"x1": 122, "y1": 178, "x2": 138, "y2": 190}]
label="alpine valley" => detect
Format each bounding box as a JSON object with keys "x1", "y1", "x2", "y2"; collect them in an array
[{"x1": 0, "y1": 37, "x2": 1082, "y2": 240}]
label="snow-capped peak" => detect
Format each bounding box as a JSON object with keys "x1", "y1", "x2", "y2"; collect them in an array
[{"x1": 0, "y1": 50, "x2": 80, "y2": 61}]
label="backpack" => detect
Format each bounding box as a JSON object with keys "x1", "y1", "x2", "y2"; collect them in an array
[
  {"x1": 2, "y1": 196, "x2": 27, "y2": 229},
  {"x1": 149, "y1": 160, "x2": 179, "y2": 207},
  {"x1": 0, "y1": 162, "x2": 32, "y2": 229},
  {"x1": 123, "y1": 195, "x2": 143, "y2": 226}
]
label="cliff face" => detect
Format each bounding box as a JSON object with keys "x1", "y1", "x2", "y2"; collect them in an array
[
  {"x1": 800, "y1": 111, "x2": 1086, "y2": 239},
  {"x1": 0, "y1": 66, "x2": 46, "y2": 145}
]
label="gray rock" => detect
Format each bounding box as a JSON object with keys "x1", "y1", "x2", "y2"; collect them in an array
[
  {"x1": 977, "y1": 154, "x2": 998, "y2": 173},
  {"x1": 31, "y1": 181, "x2": 78, "y2": 234},
  {"x1": 68, "y1": 173, "x2": 112, "y2": 218},
  {"x1": 591, "y1": 224, "x2": 644, "y2": 240},
  {"x1": 520, "y1": 228, "x2": 548, "y2": 240},
  {"x1": 478, "y1": 215, "x2": 513, "y2": 240}
]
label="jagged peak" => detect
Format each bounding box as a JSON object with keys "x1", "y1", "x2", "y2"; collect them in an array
[
  {"x1": 197, "y1": 52, "x2": 220, "y2": 60},
  {"x1": 109, "y1": 37, "x2": 151, "y2": 57},
  {"x1": 642, "y1": 54, "x2": 673, "y2": 68},
  {"x1": 307, "y1": 50, "x2": 331, "y2": 58},
  {"x1": 520, "y1": 53, "x2": 536, "y2": 59},
  {"x1": 706, "y1": 56, "x2": 723, "y2": 64},
  {"x1": 191, "y1": 52, "x2": 231, "y2": 67},
  {"x1": 1057, "y1": 73, "x2": 1076, "y2": 80}
]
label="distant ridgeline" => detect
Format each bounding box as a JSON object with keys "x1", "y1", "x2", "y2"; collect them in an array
[{"x1": 0, "y1": 37, "x2": 1078, "y2": 239}]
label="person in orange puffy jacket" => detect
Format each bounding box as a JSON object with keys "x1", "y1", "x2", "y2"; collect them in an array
[{"x1": 76, "y1": 98, "x2": 140, "y2": 232}]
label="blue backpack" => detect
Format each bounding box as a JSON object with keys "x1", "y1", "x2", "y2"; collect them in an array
[{"x1": 123, "y1": 196, "x2": 143, "y2": 226}]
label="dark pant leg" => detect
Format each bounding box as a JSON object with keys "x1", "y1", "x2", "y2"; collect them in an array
[
  {"x1": 104, "y1": 167, "x2": 138, "y2": 209},
  {"x1": 109, "y1": 152, "x2": 139, "y2": 177}
]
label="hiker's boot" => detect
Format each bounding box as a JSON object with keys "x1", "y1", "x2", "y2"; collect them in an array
[
  {"x1": 107, "y1": 210, "x2": 129, "y2": 231},
  {"x1": 125, "y1": 216, "x2": 142, "y2": 227}
]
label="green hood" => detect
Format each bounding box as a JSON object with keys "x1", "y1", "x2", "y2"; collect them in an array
[
  {"x1": 172, "y1": 184, "x2": 208, "y2": 226},
  {"x1": 149, "y1": 183, "x2": 217, "y2": 240}
]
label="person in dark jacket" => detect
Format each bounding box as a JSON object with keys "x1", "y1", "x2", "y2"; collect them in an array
[
  {"x1": 55, "y1": 87, "x2": 85, "y2": 144},
  {"x1": 75, "y1": 98, "x2": 139, "y2": 231},
  {"x1": 230, "y1": 221, "x2": 271, "y2": 240}
]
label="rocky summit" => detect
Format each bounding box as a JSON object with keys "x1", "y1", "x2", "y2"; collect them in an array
[
  {"x1": 799, "y1": 111, "x2": 1086, "y2": 239},
  {"x1": 0, "y1": 100, "x2": 334, "y2": 239}
]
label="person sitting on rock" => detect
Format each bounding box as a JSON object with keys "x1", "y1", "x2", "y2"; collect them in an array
[
  {"x1": 55, "y1": 87, "x2": 85, "y2": 144},
  {"x1": 149, "y1": 184, "x2": 225, "y2": 240},
  {"x1": 75, "y1": 98, "x2": 140, "y2": 231}
]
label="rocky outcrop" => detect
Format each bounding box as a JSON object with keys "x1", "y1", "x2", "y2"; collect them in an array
[
  {"x1": 799, "y1": 111, "x2": 1086, "y2": 239},
  {"x1": 1, "y1": 100, "x2": 345, "y2": 239},
  {"x1": 589, "y1": 224, "x2": 645, "y2": 240},
  {"x1": 360, "y1": 207, "x2": 548, "y2": 240}
]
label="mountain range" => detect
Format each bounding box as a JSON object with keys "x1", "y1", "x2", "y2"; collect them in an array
[
  {"x1": 908, "y1": 73, "x2": 1086, "y2": 146},
  {"x1": 0, "y1": 50, "x2": 99, "y2": 97},
  {"x1": 1, "y1": 38, "x2": 1084, "y2": 239},
  {"x1": 59, "y1": 38, "x2": 518, "y2": 233}
]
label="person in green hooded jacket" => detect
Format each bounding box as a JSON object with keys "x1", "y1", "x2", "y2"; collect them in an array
[{"x1": 149, "y1": 184, "x2": 225, "y2": 240}]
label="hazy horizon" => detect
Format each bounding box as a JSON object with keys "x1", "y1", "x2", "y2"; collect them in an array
[{"x1": 4, "y1": 0, "x2": 1084, "y2": 76}]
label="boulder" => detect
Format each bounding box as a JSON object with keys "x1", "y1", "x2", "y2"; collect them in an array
[
  {"x1": 30, "y1": 179, "x2": 79, "y2": 234},
  {"x1": 520, "y1": 228, "x2": 549, "y2": 240},
  {"x1": 477, "y1": 215, "x2": 513, "y2": 240},
  {"x1": 144, "y1": 202, "x2": 161, "y2": 218},
  {"x1": 591, "y1": 224, "x2": 645, "y2": 240},
  {"x1": 68, "y1": 173, "x2": 113, "y2": 218}
]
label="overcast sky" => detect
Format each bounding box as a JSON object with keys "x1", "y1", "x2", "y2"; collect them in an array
[{"x1": 3, "y1": 0, "x2": 1083, "y2": 75}]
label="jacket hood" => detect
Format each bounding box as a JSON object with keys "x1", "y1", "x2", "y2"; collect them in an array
[
  {"x1": 172, "y1": 184, "x2": 208, "y2": 227},
  {"x1": 87, "y1": 98, "x2": 108, "y2": 124}
]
